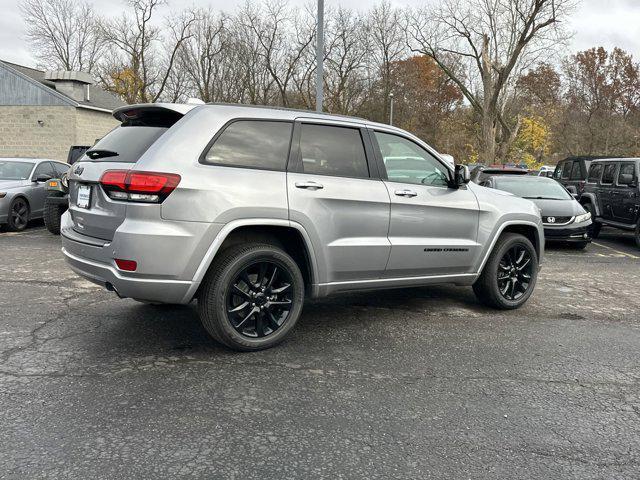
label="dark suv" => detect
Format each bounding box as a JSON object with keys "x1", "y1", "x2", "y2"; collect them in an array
[
  {"x1": 553, "y1": 156, "x2": 616, "y2": 196},
  {"x1": 580, "y1": 158, "x2": 640, "y2": 247}
]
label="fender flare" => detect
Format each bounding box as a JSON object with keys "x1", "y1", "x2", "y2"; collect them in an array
[
  {"x1": 476, "y1": 220, "x2": 543, "y2": 274},
  {"x1": 181, "y1": 218, "x2": 320, "y2": 303},
  {"x1": 579, "y1": 192, "x2": 600, "y2": 216}
]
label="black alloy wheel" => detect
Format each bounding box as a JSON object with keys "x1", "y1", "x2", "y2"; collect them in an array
[
  {"x1": 8, "y1": 198, "x2": 29, "y2": 231},
  {"x1": 496, "y1": 245, "x2": 533, "y2": 301},
  {"x1": 226, "y1": 261, "x2": 293, "y2": 338}
]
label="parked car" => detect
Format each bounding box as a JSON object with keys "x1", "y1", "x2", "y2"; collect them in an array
[
  {"x1": 471, "y1": 165, "x2": 529, "y2": 183},
  {"x1": 480, "y1": 175, "x2": 592, "y2": 249},
  {"x1": 553, "y1": 156, "x2": 614, "y2": 196},
  {"x1": 580, "y1": 158, "x2": 640, "y2": 247},
  {"x1": 528, "y1": 166, "x2": 554, "y2": 177},
  {"x1": 61, "y1": 103, "x2": 544, "y2": 351},
  {"x1": 0, "y1": 158, "x2": 70, "y2": 231}
]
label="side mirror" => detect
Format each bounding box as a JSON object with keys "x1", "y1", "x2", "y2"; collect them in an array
[
  {"x1": 33, "y1": 174, "x2": 52, "y2": 183},
  {"x1": 450, "y1": 164, "x2": 470, "y2": 187}
]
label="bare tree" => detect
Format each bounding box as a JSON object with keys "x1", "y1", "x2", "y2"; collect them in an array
[
  {"x1": 99, "y1": 0, "x2": 195, "y2": 103},
  {"x1": 368, "y1": 1, "x2": 406, "y2": 121},
  {"x1": 21, "y1": 0, "x2": 104, "y2": 72},
  {"x1": 407, "y1": 0, "x2": 575, "y2": 163}
]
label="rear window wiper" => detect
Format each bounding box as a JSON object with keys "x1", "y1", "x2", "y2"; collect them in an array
[{"x1": 86, "y1": 149, "x2": 119, "y2": 159}]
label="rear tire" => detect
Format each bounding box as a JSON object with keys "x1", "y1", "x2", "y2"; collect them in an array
[
  {"x1": 43, "y1": 193, "x2": 67, "y2": 235},
  {"x1": 197, "y1": 243, "x2": 305, "y2": 351},
  {"x1": 7, "y1": 197, "x2": 30, "y2": 232},
  {"x1": 582, "y1": 203, "x2": 601, "y2": 239},
  {"x1": 473, "y1": 233, "x2": 538, "y2": 309}
]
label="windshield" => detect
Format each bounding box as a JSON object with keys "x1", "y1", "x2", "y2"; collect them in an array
[
  {"x1": 494, "y1": 178, "x2": 572, "y2": 200},
  {"x1": 0, "y1": 160, "x2": 34, "y2": 180}
]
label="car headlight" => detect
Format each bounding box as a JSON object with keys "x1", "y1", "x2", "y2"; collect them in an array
[{"x1": 574, "y1": 212, "x2": 591, "y2": 223}]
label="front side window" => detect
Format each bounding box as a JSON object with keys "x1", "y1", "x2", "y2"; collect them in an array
[
  {"x1": 298, "y1": 124, "x2": 369, "y2": 178},
  {"x1": 587, "y1": 163, "x2": 603, "y2": 183},
  {"x1": 375, "y1": 131, "x2": 449, "y2": 187},
  {"x1": 561, "y1": 162, "x2": 572, "y2": 179},
  {"x1": 53, "y1": 162, "x2": 70, "y2": 176},
  {"x1": 204, "y1": 120, "x2": 293, "y2": 171},
  {"x1": 618, "y1": 163, "x2": 636, "y2": 185},
  {"x1": 602, "y1": 164, "x2": 616, "y2": 184},
  {"x1": 32, "y1": 162, "x2": 56, "y2": 179},
  {"x1": 570, "y1": 161, "x2": 583, "y2": 180}
]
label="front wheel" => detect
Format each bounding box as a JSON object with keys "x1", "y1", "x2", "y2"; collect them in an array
[
  {"x1": 582, "y1": 203, "x2": 601, "y2": 239},
  {"x1": 473, "y1": 233, "x2": 538, "y2": 309},
  {"x1": 7, "y1": 197, "x2": 30, "y2": 232},
  {"x1": 197, "y1": 243, "x2": 305, "y2": 351},
  {"x1": 43, "y1": 193, "x2": 67, "y2": 235}
]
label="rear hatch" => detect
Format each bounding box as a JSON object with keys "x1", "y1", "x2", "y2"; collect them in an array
[{"x1": 67, "y1": 105, "x2": 188, "y2": 241}]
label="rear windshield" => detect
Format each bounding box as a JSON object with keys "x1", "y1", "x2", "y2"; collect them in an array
[{"x1": 83, "y1": 126, "x2": 167, "y2": 163}]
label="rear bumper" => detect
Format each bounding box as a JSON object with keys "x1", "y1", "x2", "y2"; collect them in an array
[
  {"x1": 59, "y1": 211, "x2": 218, "y2": 304},
  {"x1": 62, "y1": 245, "x2": 193, "y2": 303}
]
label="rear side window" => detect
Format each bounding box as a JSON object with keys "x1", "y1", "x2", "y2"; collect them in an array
[
  {"x1": 618, "y1": 163, "x2": 635, "y2": 185},
  {"x1": 602, "y1": 164, "x2": 616, "y2": 184},
  {"x1": 203, "y1": 120, "x2": 293, "y2": 171},
  {"x1": 587, "y1": 163, "x2": 603, "y2": 183},
  {"x1": 569, "y1": 161, "x2": 583, "y2": 180},
  {"x1": 85, "y1": 126, "x2": 167, "y2": 163},
  {"x1": 33, "y1": 161, "x2": 56, "y2": 178},
  {"x1": 561, "y1": 162, "x2": 572, "y2": 179},
  {"x1": 299, "y1": 124, "x2": 369, "y2": 178}
]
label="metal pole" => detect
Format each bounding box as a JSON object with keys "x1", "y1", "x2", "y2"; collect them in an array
[
  {"x1": 315, "y1": 0, "x2": 324, "y2": 112},
  {"x1": 389, "y1": 93, "x2": 394, "y2": 125}
]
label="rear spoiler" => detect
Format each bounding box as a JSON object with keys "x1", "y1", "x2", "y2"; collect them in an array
[{"x1": 112, "y1": 103, "x2": 198, "y2": 123}]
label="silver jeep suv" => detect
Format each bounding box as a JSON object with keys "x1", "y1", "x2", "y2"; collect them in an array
[{"x1": 61, "y1": 103, "x2": 543, "y2": 351}]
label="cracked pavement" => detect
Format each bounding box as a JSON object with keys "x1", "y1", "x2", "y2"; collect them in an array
[{"x1": 1, "y1": 224, "x2": 640, "y2": 479}]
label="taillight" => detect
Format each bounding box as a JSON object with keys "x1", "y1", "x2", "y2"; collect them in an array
[{"x1": 100, "y1": 170, "x2": 181, "y2": 203}]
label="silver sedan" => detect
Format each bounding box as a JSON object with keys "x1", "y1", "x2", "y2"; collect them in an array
[{"x1": 0, "y1": 158, "x2": 70, "y2": 231}]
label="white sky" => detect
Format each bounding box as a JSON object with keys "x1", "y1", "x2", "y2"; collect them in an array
[{"x1": 1, "y1": 0, "x2": 639, "y2": 68}]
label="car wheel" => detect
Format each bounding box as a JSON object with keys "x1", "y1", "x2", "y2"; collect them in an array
[
  {"x1": 473, "y1": 233, "x2": 538, "y2": 309},
  {"x1": 582, "y1": 203, "x2": 601, "y2": 239},
  {"x1": 569, "y1": 241, "x2": 589, "y2": 250},
  {"x1": 43, "y1": 193, "x2": 67, "y2": 235},
  {"x1": 7, "y1": 197, "x2": 30, "y2": 232},
  {"x1": 197, "y1": 243, "x2": 305, "y2": 351}
]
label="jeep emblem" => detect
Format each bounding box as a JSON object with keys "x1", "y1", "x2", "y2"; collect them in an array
[{"x1": 74, "y1": 165, "x2": 84, "y2": 175}]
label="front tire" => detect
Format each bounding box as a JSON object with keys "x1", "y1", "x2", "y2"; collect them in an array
[
  {"x1": 473, "y1": 233, "x2": 538, "y2": 309},
  {"x1": 7, "y1": 197, "x2": 30, "y2": 232},
  {"x1": 43, "y1": 193, "x2": 67, "y2": 235},
  {"x1": 582, "y1": 203, "x2": 601, "y2": 239},
  {"x1": 197, "y1": 243, "x2": 305, "y2": 351}
]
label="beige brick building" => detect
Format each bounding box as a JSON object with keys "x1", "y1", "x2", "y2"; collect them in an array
[{"x1": 0, "y1": 61, "x2": 125, "y2": 162}]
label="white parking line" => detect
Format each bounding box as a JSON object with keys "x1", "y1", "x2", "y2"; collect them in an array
[{"x1": 592, "y1": 242, "x2": 640, "y2": 259}]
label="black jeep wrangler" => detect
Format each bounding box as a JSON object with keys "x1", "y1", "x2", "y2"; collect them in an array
[{"x1": 580, "y1": 158, "x2": 640, "y2": 247}]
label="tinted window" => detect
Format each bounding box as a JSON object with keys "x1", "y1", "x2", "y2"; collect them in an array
[
  {"x1": 299, "y1": 124, "x2": 369, "y2": 178},
  {"x1": 561, "y1": 162, "x2": 572, "y2": 179},
  {"x1": 618, "y1": 163, "x2": 635, "y2": 185},
  {"x1": 587, "y1": 163, "x2": 603, "y2": 183},
  {"x1": 553, "y1": 164, "x2": 563, "y2": 179},
  {"x1": 32, "y1": 161, "x2": 56, "y2": 179},
  {"x1": 85, "y1": 126, "x2": 167, "y2": 163},
  {"x1": 569, "y1": 161, "x2": 583, "y2": 180},
  {"x1": 204, "y1": 120, "x2": 293, "y2": 171},
  {"x1": 375, "y1": 131, "x2": 449, "y2": 187},
  {"x1": 52, "y1": 162, "x2": 69, "y2": 176},
  {"x1": 602, "y1": 164, "x2": 616, "y2": 184},
  {"x1": 0, "y1": 160, "x2": 34, "y2": 180}
]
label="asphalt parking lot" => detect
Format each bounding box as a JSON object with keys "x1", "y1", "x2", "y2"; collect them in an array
[{"x1": 1, "y1": 224, "x2": 640, "y2": 479}]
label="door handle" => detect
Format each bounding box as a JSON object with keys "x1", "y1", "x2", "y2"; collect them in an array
[
  {"x1": 395, "y1": 189, "x2": 417, "y2": 198},
  {"x1": 295, "y1": 181, "x2": 324, "y2": 190}
]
